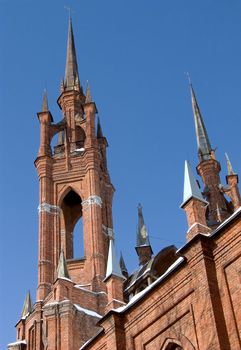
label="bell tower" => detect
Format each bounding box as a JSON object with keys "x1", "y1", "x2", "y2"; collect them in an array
[{"x1": 35, "y1": 16, "x2": 114, "y2": 300}]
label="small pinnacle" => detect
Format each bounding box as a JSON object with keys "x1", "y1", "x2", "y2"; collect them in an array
[
  {"x1": 105, "y1": 239, "x2": 124, "y2": 279},
  {"x1": 56, "y1": 249, "x2": 70, "y2": 280},
  {"x1": 85, "y1": 80, "x2": 92, "y2": 103},
  {"x1": 42, "y1": 89, "x2": 49, "y2": 112},
  {"x1": 21, "y1": 291, "x2": 33, "y2": 319},
  {"x1": 119, "y1": 252, "x2": 128, "y2": 275},
  {"x1": 137, "y1": 204, "x2": 151, "y2": 247},
  {"x1": 225, "y1": 153, "x2": 234, "y2": 175}
]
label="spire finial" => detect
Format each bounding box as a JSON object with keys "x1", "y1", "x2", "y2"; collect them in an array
[
  {"x1": 21, "y1": 290, "x2": 33, "y2": 319},
  {"x1": 225, "y1": 153, "x2": 235, "y2": 175},
  {"x1": 85, "y1": 80, "x2": 92, "y2": 103},
  {"x1": 185, "y1": 71, "x2": 192, "y2": 85},
  {"x1": 56, "y1": 249, "x2": 70, "y2": 280},
  {"x1": 64, "y1": 14, "x2": 80, "y2": 89},
  {"x1": 42, "y1": 89, "x2": 49, "y2": 112},
  {"x1": 189, "y1": 82, "x2": 212, "y2": 161},
  {"x1": 137, "y1": 204, "x2": 151, "y2": 247},
  {"x1": 181, "y1": 160, "x2": 208, "y2": 208}
]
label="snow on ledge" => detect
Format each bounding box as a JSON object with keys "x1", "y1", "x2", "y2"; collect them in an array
[
  {"x1": 8, "y1": 340, "x2": 27, "y2": 346},
  {"x1": 74, "y1": 304, "x2": 102, "y2": 318},
  {"x1": 211, "y1": 206, "x2": 241, "y2": 236},
  {"x1": 79, "y1": 330, "x2": 103, "y2": 350},
  {"x1": 116, "y1": 257, "x2": 185, "y2": 313},
  {"x1": 74, "y1": 285, "x2": 107, "y2": 295}
]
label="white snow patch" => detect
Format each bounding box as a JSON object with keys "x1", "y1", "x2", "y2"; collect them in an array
[
  {"x1": 74, "y1": 304, "x2": 102, "y2": 318},
  {"x1": 211, "y1": 206, "x2": 241, "y2": 236},
  {"x1": 116, "y1": 257, "x2": 185, "y2": 313},
  {"x1": 8, "y1": 340, "x2": 27, "y2": 346},
  {"x1": 74, "y1": 285, "x2": 107, "y2": 295}
]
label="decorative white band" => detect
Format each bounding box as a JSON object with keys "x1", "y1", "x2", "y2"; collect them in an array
[
  {"x1": 82, "y1": 195, "x2": 102, "y2": 208},
  {"x1": 38, "y1": 203, "x2": 61, "y2": 215},
  {"x1": 102, "y1": 225, "x2": 115, "y2": 238}
]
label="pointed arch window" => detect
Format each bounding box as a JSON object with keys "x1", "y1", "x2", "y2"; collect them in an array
[{"x1": 60, "y1": 190, "x2": 84, "y2": 260}]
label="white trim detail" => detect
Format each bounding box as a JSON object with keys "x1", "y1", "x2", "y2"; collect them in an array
[
  {"x1": 82, "y1": 195, "x2": 102, "y2": 208},
  {"x1": 102, "y1": 224, "x2": 115, "y2": 238},
  {"x1": 38, "y1": 203, "x2": 61, "y2": 215}
]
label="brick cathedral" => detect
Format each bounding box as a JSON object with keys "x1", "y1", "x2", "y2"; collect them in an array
[{"x1": 8, "y1": 18, "x2": 241, "y2": 350}]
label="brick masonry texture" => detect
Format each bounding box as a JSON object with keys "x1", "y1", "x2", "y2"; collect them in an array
[{"x1": 7, "y1": 18, "x2": 241, "y2": 350}]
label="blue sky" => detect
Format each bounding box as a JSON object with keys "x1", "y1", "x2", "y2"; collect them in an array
[{"x1": 1, "y1": 0, "x2": 241, "y2": 347}]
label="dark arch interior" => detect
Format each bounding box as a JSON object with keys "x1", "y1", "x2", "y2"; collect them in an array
[{"x1": 61, "y1": 190, "x2": 83, "y2": 259}]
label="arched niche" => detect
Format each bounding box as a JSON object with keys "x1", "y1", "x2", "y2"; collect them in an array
[
  {"x1": 60, "y1": 189, "x2": 83, "y2": 260},
  {"x1": 75, "y1": 126, "x2": 86, "y2": 149}
]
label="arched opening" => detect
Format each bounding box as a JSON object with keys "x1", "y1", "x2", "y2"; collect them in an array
[
  {"x1": 60, "y1": 190, "x2": 83, "y2": 260},
  {"x1": 50, "y1": 130, "x2": 65, "y2": 155},
  {"x1": 73, "y1": 217, "x2": 84, "y2": 258},
  {"x1": 75, "y1": 126, "x2": 86, "y2": 149},
  {"x1": 165, "y1": 344, "x2": 183, "y2": 350}
]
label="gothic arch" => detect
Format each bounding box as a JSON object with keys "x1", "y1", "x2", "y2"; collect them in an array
[
  {"x1": 161, "y1": 336, "x2": 196, "y2": 350},
  {"x1": 57, "y1": 184, "x2": 83, "y2": 207},
  {"x1": 58, "y1": 186, "x2": 84, "y2": 259}
]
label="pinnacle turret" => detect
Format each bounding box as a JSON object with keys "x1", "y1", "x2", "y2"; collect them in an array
[
  {"x1": 64, "y1": 17, "x2": 80, "y2": 89},
  {"x1": 105, "y1": 239, "x2": 124, "y2": 280},
  {"x1": 136, "y1": 204, "x2": 151, "y2": 247},
  {"x1": 85, "y1": 80, "x2": 92, "y2": 103},
  {"x1": 190, "y1": 83, "x2": 212, "y2": 161},
  {"x1": 180, "y1": 160, "x2": 208, "y2": 208},
  {"x1": 42, "y1": 89, "x2": 49, "y2": 112},
  {"x1": 21, "y1": 291, "x2": 32, "y2": 319},
  {"x1": 56, "y1": 250, "x2": 70, "y2": 280},
  {"x1": 225, "y1": 153, "x2": 235, "y2": 175},
  {"x1": 119, "y1": 252, "x2": 128, "y2": 277}
]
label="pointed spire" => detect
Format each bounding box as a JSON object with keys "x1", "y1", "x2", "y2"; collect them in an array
[
  {"x1": 105, "y1": 239, "x2": 124, "y2": 279},
  {"x1": 189, "y1": 81, "x2": 212, "y2": 160},
  {"x1": 97, "y1": 116, "x2": 104, "y2": 138},
  {"x1": 136, "y1": 204, "x2": 151, "y2": 247},
  {"x1": 181, "y1": 161, "x2": 208, "y2": 207},
  {"x1": 85, "y1": 80, "x2": 92, "y2": 103},
  {"x1": 119, "y1": 252, "x2": 128, "y2": 277},
  {"x1": 64, "y1": 16, "x2": 80, "y2": 89},
  {"x1": 225, "y1": 153, "x2": 235, "y2": 175},
  {"x1": 56, "y1": 250, "x2": 70, "y2": 280},
  {"x1": 21, "y1": 291, "x2": 32, "y2": 319},
  {"x1": 42, "y1": 89, "x2": 49, "y2": 112}
]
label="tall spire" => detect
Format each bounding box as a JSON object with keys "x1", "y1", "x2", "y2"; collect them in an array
[
  {"x1": 189, "y1": 82, "x2": 212, "y2": 160},
  {"x1": 181, "y1": 161, "x2": 208, "y2": 208},
  {"x1": 225, "y1": 153, "x2": 235, "y2": 175},
  {"x1": 42, "y1": 89, "x2": 49, "y2": 112},
  {"x1": 137, "y1": 204, "x2": 151, "y2": 247},
  {"x1": 56, "y1": 250, "x2": 70, "y2": 280},
  {"x1": 21, "y1": 291, "x2": 32, "y2": 319},
  {"x1": 64, "y1": 16, "x2": 80, "y2": 89}
]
